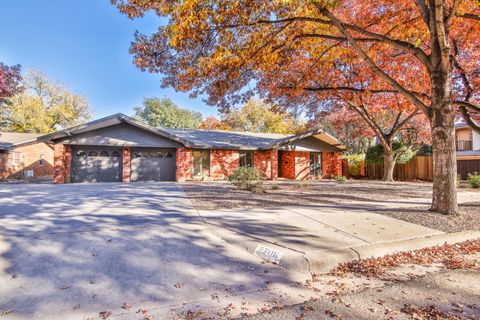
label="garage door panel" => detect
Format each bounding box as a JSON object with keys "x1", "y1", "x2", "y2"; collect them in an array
[
  {"x1": 131, "y1": 148, "x2": 176, "y2": 182},
  {"x1": 72, "y1": 147, "x2": 122, "y2": 183}
]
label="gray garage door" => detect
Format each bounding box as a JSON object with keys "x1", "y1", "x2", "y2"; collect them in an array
[
  {"x1": 131, "y1": 148, "x2": 176, "y2": 182},
  {"x1": 71, "y1": 146, "x2": 123, "y2": 183}
]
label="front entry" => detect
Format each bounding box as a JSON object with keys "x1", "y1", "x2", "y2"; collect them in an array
[
  {"x1": 130, "y1": 147, "x2": 176, "y2": 182},
  {"x1": 71, "y1": 146, "x2": 123, "y2": 183}
]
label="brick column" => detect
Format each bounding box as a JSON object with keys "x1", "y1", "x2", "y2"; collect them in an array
[
  {"x1": 281, "y1": 151, "x2": 296, "y2": 179},
  {"x1": 295, "y1": 151, "x2": 310, "y2": 180},
  {"x1": 334, "y1": 152, "x2": 343, "y2": 176},
  {"x1": 53, "y1": 144, "x2": 65, "y2": 184},
  {"x1": 64, "y1": 145, "x2": 72, "y2": 183},
  {"x1": 176, "y1": 148, "x2": 193, "y2": 182},
  {"x1": 322, "y1": 152, "x2": 333, "y2": 178},
  {"x1": 122, "y1": 146, "x2": 131, "y2": 183},
  {"x1": 270, "y1": 149, "x2": 278, "y2": 180}
]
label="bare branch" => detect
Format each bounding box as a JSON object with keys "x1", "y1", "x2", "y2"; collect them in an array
[
  {"x1": 454, "y1": 100, "x2": 480, "y2": 112},
  {"x1": 456, "y1": 13, "x2": 480, "y2": 21},
  {"x1": 391, "y1": 109, "x2": 422, "y2": 137}
]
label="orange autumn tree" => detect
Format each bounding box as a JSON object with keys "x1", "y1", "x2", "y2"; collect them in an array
[
  {"x1": 112, "y1": 0, "x2": 480, "y2": 214},
  {"x1": 316, "y1": 94, "x2": 431, "y2": 181}
]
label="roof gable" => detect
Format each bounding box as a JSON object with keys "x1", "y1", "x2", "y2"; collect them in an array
[{"x1": 38, "y1": 114, "x2": 195, "y2": 147}]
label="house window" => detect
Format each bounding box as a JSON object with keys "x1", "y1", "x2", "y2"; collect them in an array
[
  {"x1": 193, "y1": 150, "x2": 210, "y2": 178},
  {"x1": 239, "y1": 151, "x2": 253, "y2": 167},
  {"x1": 39, "y1": 153, "x2": 45, "y2": 166},
  {"x1": 7, "y1": 152, "x2": 22, "y2": 167},
  {"x1": 310, "y1": 152, "x2": 322, "y2": 177}
]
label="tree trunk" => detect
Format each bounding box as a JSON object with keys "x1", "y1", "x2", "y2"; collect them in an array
[
  {"x1": 383, "y1": 148, "x2": 395, "y2": 182},
  {"x1": 430, "y1": 75, "x2": 458, "y2": 215}
]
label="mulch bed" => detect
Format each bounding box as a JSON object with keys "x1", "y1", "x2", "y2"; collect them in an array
[
  {"x1": 182, "y1": 180, "x2": 434, "y2": 210},
  {"x1": 376, "y1": 202, "x2": 480, "y2": 233},
  {"x1": 183, "y1": 180, "x2": 479, "y2": 232}
]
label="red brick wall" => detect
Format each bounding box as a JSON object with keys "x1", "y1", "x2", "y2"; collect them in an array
[
  {"x1": 334, "y1": 152, "x2": 343, "y2": 176},
  {"x1": 281, "y1": 151, "x2": 296, "y2": 179},
  {"x1": 64, "y1": 145, "x2": 72, "y2": 183},
  {"x1": 295, "y1": 151, "x2": 311, "y2": 180},
  {"x1": 270, "y1": 149, "x2": 278, "y2": 180},
  {"x1": 322, "y1": 152, "x2": 333, "y2": 178},
  {"x1": 253, "y1": 150, "x2": 278, "y2": 180},
  {"x1": 53, "y1": 144, "x2": 66, "y2": 183},
  {"x1": 321, "y1": 152, "x2": 343, "y2": 178},
  {"x1": 176, "y1": 148, "x2": 193, "y2": 182},
  {"x1": 122, "y1": 146, "x2": 131, "y2": 183},
  {"x1": 210, "y1": 149, "x2": 239, "y2": 180},
  {"x1": 281, "y1": 151, "x2": 310, "y2": 180},
  {"x1": 0, "y1": 142, "x2": 54, "y2": 180}
]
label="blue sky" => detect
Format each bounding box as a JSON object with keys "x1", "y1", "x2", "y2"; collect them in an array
[{"x1": 0, "y1": 0, "x2": 217, "y2": 119}]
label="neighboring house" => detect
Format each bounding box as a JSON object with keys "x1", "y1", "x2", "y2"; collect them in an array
[
  {"x1": 456, "y1": 123, "x2": 480, "y2": 179},
  {"x1": 0, "y1": 132, "x2": 54, "y2": 180},
  {"x1": 38, "y1": 113, "x2": 346, "y2": 184},
  {"x1": 456, "y1": 123, "x2": 480, "y2": 159}
]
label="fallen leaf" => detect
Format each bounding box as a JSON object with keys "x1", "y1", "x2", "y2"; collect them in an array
[{"x1": 99, "y1": 311, "x2": 112, "y2": 319}]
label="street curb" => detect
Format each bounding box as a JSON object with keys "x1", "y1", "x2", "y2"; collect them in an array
[
  {"x1": 209, "y1": 225, "x2": 480, "y2": 276},
  {"x1": 208, "y1": 226, "x2": 311, "y2": 274},
  {"x1": 306, "y1": 230, "x2": 480, "y2": 274}
]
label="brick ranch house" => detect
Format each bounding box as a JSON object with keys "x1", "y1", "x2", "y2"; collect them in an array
[
  {"x1": 0, "y1": 132, "x2": 54, "y2": 179},
  {"x1": 38, "y1": 113, "x2": 346, "y2": 184}
]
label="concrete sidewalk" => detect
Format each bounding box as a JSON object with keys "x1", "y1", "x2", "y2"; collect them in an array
[{"x1": 197, "y1": 203, "x2": 480, "y2": 274}]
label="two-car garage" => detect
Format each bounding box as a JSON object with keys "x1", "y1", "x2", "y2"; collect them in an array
[{"x1": 71, "y1": 146, "x2": 176, "y2": 183}]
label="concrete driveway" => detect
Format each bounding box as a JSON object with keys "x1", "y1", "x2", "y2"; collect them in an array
[
  {"x1": 0, "y1": 183, "x2": 471, "y2": 319},
  {"x1": 0, "y1": 183, "x2": 314, "y2": 320}
]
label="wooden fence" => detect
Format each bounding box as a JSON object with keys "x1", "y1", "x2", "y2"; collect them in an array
[
  {"x1": 366, "y1": 156, "x2": 433, "y2": 181},
  {"x1": 365, "y1": 156, "x2": 480, "y2": 181}
]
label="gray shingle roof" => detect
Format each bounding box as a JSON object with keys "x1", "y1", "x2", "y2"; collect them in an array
[
  {"x1": 457, "y1": 150, "x2": 480, "y2": 157},
  {"x1": 37, "y1": 113, "x2": 345, "y2": 151},
  {"x1": 0, "y1": 132, "x2": 42, "y2": 150},
  {"x1": 166, "y1": 128, "x2": 295, "y2": 150}
]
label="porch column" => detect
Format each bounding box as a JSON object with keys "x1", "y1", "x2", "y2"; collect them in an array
[
  {"x1": 122, "y1": 146, "x2": 131, "y2": 183},
  {"x1": 53, "y1": 144, "x2": 66, "y2": 184},
  {"x1": 271, "y1": 149, "x2": 278, "y2": 180}
]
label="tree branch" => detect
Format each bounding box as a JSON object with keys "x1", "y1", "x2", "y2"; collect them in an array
[
  {"x1": 340, "y1": 22, "x2": 432, "y2": 70},
  {"x1": 456, "y1": 13, "x2": 480, "y2": 21},
  {"x1": 279, "y1": 85, "x2": 431, "y2": 100},
  {"x1": 391, "y1": 109, "x2": 422, "y2": 137},
  {"x1": 446, "y1": 0, "x2": 461, "y2": 26},
  {"x1": 294, "y1": 33, "x2": 377, "y2": 43},
  {"x1": 459, "y1": 106, "x2": 480, "y2": 134},
  {"x1": 415, "y1": 0, "x2": 431, "y2": 25},
  {"x1": 313, "y1": 4, "x2": 430, "y2": 115},
  {"x1": 433, "y1": 0, "x2": 449, "y2": 54}
]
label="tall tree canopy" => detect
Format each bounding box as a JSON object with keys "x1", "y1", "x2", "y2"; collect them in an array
[
  {"x1": 0, "y1": 69, "x2": 91, "y2": 134},
  {"x1": 222, "y1": 98, "x2": 303, "y2": 134},
  {"x1": 0, "y1": 63, "x2": 22, "y2": 104},
  {"x1": 134, "y1": 97, "x2": 203, "y2": 129},
  {"x1": 113, "y1": 0, "x2": 480, "y2": 214}
]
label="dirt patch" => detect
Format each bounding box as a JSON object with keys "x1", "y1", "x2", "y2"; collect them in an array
[
  {"x1": 375, "y1": 202, "x2": 480, "y2": 233},
  {"x1": 182, "y1": 180, "x2": 434, "y2": 210}
]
